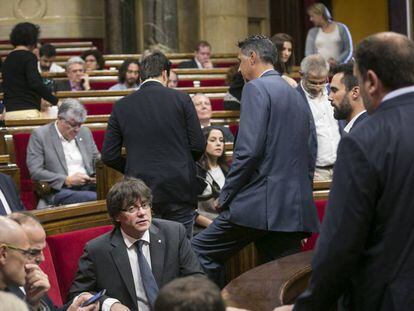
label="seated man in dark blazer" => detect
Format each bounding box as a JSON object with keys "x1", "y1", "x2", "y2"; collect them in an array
[
  {"x1": 27, "y1": 99, "x2": 100, "y2": 206},
  {"x1": 0, "y1": 172, "x2": 25, "y2": 215},
  {"x1": 178, "y1": 41, "x2": 214, "y2": 69},
  {"x1": 69, "y1": 178, "x2": 204, "y2": 311},
  {"x1": 54, "y1": 57, "x2": 91, "y2": 92}
]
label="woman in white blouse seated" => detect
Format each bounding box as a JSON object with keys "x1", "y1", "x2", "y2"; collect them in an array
[
  {"x1": 195, "y1": 126, "x2": 229, "y2": 233},
  {"x1": 305, "y1": 3, "x2": 353, "y2": 67}
]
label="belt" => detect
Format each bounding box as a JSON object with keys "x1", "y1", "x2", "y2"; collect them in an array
[{"x1": 316, "y1": 165, "x2": 334, "y2": 169}]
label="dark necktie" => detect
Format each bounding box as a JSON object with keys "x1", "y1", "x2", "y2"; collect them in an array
[{"x1": 136, "y1": 240, "x2": 159, "y2": 309}]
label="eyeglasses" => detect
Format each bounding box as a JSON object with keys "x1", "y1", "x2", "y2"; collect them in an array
[
  {"x1": 1, "y1": 244, "x2": 38, "y2": 259},
  {"x1": 64, "y1": 119, "x2": 83, "y2": 129},
  {"x1": 122, "y1": 202, "x2": 152, "y2": 214},
  {"x1": 305, "y1": 78, "x2": 328, "y2": 88}
]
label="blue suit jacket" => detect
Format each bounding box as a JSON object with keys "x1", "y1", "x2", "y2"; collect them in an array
[
  {"x1": 295, "y1": 91, "x2": 414, "y2": 310},
  {"x1": 0, "y1": 172, "x2": 25, "y2": 214},
  {"x1": 218, "y1": 70, "x2": 319, "y2": 233}
]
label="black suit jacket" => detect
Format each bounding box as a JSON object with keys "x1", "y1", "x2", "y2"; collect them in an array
[
  {"x1": 101, "y1": 81, "x2": 205, "y2": 204},
  {"x1": 294, "y1": 91, "x2": 414, "y2": 310},
  {"x1": 0, "y1": 172, "x2": 25, "y2": 214},
  {"x1": 177, "y1": 59, "x2": 198, "y2": 69},
  {"x1": 69, "y1": 219, "x2": 204, "y2": 310},
  {"x1": 53, "y1": 80, "x2": 71, "y2": 92},
  {"x1": 7, "y1": 285, "x2": 60, "y2": 311},
  {"x1": 349, "y1": 111, "x2": 368, "y2": 132}
]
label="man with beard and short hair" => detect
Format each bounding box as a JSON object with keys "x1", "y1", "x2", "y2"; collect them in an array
[
  {"x1": 38, "y1": 44, "x2": 65, "y2": 73},
  {"x1": 109, "y1": 59, "x2": 140, "y2": 91},
  {"x1": 329, "y1": 62, "x2": 367, "y2": 133}
]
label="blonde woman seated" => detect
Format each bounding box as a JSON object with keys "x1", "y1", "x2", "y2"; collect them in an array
[{"x1": 195, "y1": 126, "x2": 229, "y2": 232}]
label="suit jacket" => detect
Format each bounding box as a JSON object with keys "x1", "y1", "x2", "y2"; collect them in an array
[
  {"x1": 53, "y1": 80, "x2": 85, "y2": 92},
  {"x1": 218, "y1": 70, "x2": 319, "y2": 233},
  {"x1": 349, "y1": 111, "x2": 368, "y2": 132},
  {"x1": 294, "y1": 91, "x2": 414, "y2": 310},
  {"x1": 177, "y1": 59, "x2": 198, "y2": 69},
  {"x1": 27, "y1": 123, "x2": 100, "y2": 191},
  {"x1": 0, "y1": 172, "x2": 25, "y2": 214},
  {"x1": 68, "y1": 219, "x2": 204, "y2": 310},
  {"x1": 7, "y1": 285, "x2": 59, "y2": 311},
  {"x1": 101, "y1": 80, "x2": 205, "y2": 204},
  {"x1": 296, "y1": 83, "x2": 344, "y2": 174}
]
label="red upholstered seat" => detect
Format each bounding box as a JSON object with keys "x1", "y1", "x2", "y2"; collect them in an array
[
  {"x1": 12, "y1": 133, "x2": 37, "y2": 210},
  {"x1": 89, "y1": 80, "x2": 117, "y2": 90},
  {"x1": 39, "y1": 243, "x2": 63, "y2": 306},
  {"x1": 229, "y1": 124, "x2": 239, "y2": 136},
  {"x1": 91, "y1": 129, "x2": 106, "y2": 152},
  {"x1": 210, "y1": 98, "x2": 224, "y2": 111},
  {"x1": 46, "y1": 225, "x2": 113, "y2": 301},
  {"x1": 301, "y1": 199, "x2": 328, "y2": 251},
  {"x1": 83, "y1": 102, "x2": 113, "y2": 115}
]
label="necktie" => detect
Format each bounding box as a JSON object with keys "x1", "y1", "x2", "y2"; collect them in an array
[{"x1": 136, "y1": 240, "x2": 159, "y2": 309}]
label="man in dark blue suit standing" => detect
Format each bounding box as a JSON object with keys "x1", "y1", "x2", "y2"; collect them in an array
[
  {"x1": 0, "y1": 172, "x2": 25, "y2": 215},
  {"x1": 192, "y1": 35, "x2": 319, "y2": 286},
  {"x1": 280, "y1": 32, "x2": 414, "y2": 311}
]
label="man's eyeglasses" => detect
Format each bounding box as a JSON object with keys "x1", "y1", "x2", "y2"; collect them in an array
[
  {"x1": 64, "y1": 119, "x2": 83, "y2": 129},
  {"x1": 122, "y1": 202, "x2": 152, "y2": 214},
  {"x1": 1, "y1": 244, "x2": 39, "y2": 258}
]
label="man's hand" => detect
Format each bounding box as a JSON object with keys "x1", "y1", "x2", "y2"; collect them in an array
[
  {"x1": 202, "y1": 60, "x2": 214, "y2": 69},
  {"x1": 24, "y1": 264, "x2": 50, "y2": 307},
  {"x1": 110, "y1": 302, "x2": 131, "y2": 311},
  {"x1": 65, "y1": 172, "x2": 92, "y2": 187},
  {"x1": 40, "y1": 99, "x2": 52, "y2": 112},
  {"x1": 68, "y1": 293, "x2": 99, "y2": 311},
  {"x1": 213, "y1": 198, "x2": 222, "y2": 212},
  {"x1": 273, "y1": 305, "x2": 294, "y2": 311},
  {"x1": 81, "y1": 73, "x2": 91, "y2": 91}
]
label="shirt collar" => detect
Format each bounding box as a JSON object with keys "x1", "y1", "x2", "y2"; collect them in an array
[
  {"x1": 381, "y1": 85, "x2": 414, "y2": 103},
  {"x1": 344, "y1": 110, "x2": 366, "y2": 133},
  {"x1": 69, "y1": 80, "x2": 82, "y2": 91},
  {"x1": 54, "y1": 121, "x2": 72, "y2": 142},
  {"x1": 259, "y1": 68, "x2": 274, "y2": 77},
  {"x1": 194, "y1": 58, "x2": 203, "y2": 69},
  {"x1": 301, "y1": 80, "x2": 328, "y2": 100},
  {"x1": 140, "y1": 79, "x2": 164, "y2": 87},
  {"x1": 121, "y1": 228, "x2": 150, "y2": 249}
]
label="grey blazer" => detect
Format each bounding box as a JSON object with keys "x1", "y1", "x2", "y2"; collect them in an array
[{"x1": 26, "y1": 123, "x2": 100, "y2": 191}]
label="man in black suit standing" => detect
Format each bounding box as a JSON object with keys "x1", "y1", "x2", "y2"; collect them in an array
[
  {"x1": 0, "y1": 172, "x2": 25, "y2": 215},
  {"x1": 329, "y1": 62, "x2": 367, "y2": 133},
  {"x1": 69, "y1": 178, "x2": 204, "y2": 311},
  {"x1": 102, "y1": 52, "x2": 205, "y2": 238},
  {"x1": 275, "y1": 32, "x2": 414, "y2": 311},
  {"x1": 178, "y1": 41, "x2": 214, "y2": 69}
]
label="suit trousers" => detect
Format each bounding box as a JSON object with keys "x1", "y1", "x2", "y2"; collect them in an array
[
  {"x1": 191, "y1": 210, "x2": 305, "y2": 287},
  {"x1": 152, "y1": 202, "x2": 196, "y2": 239}
]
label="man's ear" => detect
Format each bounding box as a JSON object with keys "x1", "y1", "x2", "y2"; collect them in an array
[
  {"x1": 0, "y1": 245, "x2": 8, "y2": 265},
  {"x1": 161, "y1": 70, "x2": 169, "y2": 86},
  {"x1": 365, "y1": 69, "x2": 380, "y2": 97},
  {"x1": 250, "y1": 51, "x2": 257, "y2": 65},
  {"x1": 350, "y1": 85, "x2": 360, "y2": 100}
]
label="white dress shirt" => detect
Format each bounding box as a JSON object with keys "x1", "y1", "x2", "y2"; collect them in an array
[
  {"x1": 0, "y1": 188, "x2": 12, "y2": 214},
  {"x1": 344, "y1": 110, "x2": 366, "y2": 133},
  {"x1": 54, "y1": 122, "x2": 88, "y2": 176},
  {"x1": 302, "y1": 82, "x2": 341, "y2": 166},
  {"x1": 102, "y1": 229, "x2": 152, "y2": 311}
]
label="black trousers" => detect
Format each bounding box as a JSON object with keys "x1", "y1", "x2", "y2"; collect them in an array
[{"x1": 191, "y1": 210, "x2": 306, "y2": 287}]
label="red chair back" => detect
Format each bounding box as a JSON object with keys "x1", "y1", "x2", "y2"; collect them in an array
[
  {"x1": 301, "y1": 199, "x2": 328, "y2": 251},
  {"x1": 210, "y1": 98, "x2": 224, "y2": 111},
  {"x1": 91, "y1": 129, "x2": 106, "y2": 152},
  {"x1": 39, "y1": 243, "x2": 63, "y2": 306},
  {"x1": 12, "y1": 133, "x2": 37, "y2": 210},
  {"x1": 46, "y1": 225, "x2": 113, "y2": 301},
  {"x1": 84, "y1": 102, "x2": 114, "y2": 115}
]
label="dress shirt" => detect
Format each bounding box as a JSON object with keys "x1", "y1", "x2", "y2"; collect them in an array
[
  {"x1": 38, "y1": 62, "x2": 65, "y2": 73},
  {"x1": 202, "y1": 166, "x2": 226, "y2": 196},
  {"x1": 102, "y1": 229, "x2": 151, "y2": 311},
  {"x1": 0, "y1": 188, "x2": 12, "y2": 215},
  {"x1": 344, "y1": 110, "x2": 366, "y2": 133},
  {"x1": 54, "y1": 122, "x2": 88, "y2": 176},
  {"x1": 195, "y1": 58, "x2": 203, "y2": 69},
  {"x1": 108, "y1": 83, "x2": 140, "y2": 91},
  {"x1": 382, "y1": 85, "x2": 414, "y2": 102},
  {"x1": 69, "y1": 81, "x2": 83, "y2": 91},
  {"x1": 302, "y1": 81, "x2": 340, "y2": 166}
]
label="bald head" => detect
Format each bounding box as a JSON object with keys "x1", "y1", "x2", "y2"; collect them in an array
[
  {"x1": 8, "y1": 213, "x2": 46, "y2": 265},
  {"x1": 0, "y1": 216, "x2": 30, "y2": 289},
  {"x1": 355, "y1": 32, "x2": 414, "y2": 90}
]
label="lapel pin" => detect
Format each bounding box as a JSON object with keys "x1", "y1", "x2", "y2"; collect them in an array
[
  {"x1": 158, "y1": 240, "x2": 161, "y2": 243},
  {"x1": 79, "y1": 138, "x2": 83, "y2": 141}
]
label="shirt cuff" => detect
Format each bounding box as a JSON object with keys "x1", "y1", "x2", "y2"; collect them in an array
[{"x1": 102, "y1": 298, "x2": 121, "y2": 311}]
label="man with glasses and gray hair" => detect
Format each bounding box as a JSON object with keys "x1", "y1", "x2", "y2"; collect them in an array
[
  {"x1": 297, "y1": 54, "x2": 342, "y2": 181},
  {"x1": 54, "y1": 56, "x2": 91, "y2": 91},
  {"x1": 27, "y1": 98, "x2": 100, "y2": 206},
  {"x1": 69, "y1": 178, "x2": 204, "y2": 311}
]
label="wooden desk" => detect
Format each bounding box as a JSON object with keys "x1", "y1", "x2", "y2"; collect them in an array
[{"x1": 222, "y1": 251, "x2": 313, "y2": 311}]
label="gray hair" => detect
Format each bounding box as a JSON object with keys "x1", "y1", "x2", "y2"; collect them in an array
[
  {"x1": 58, "y1": 98, "x2": 87, "y2": 123},
  {"x1": 300, "y1": 54, "x2": 330, "y2": 77},
  {"x1": 66, "y1": 56, "x2": 85, "y2": 71},
  {"x1": 237, "y1": 35, "x2": 277, "y2": 66}
]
